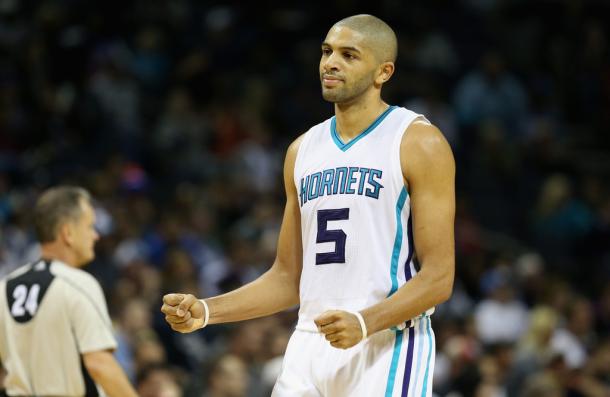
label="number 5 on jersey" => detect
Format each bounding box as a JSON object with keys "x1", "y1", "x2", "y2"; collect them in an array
[{"x1": 316, "y1": 208, "x2": 349, "y2": 265}]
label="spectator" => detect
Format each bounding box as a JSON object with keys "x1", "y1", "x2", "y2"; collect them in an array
[
  {"x1": 202, "y1": 354, "x2": 249, "y2": 397},
  {"x1": 475, "y1": 267, "x2": 529, "y2": 345}
]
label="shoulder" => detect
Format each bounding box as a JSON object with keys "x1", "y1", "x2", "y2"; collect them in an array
[
  {"x1": 286, "y1": 133, "x2": 307, "y2": 161},
  {"x1": 3, "y1": 263, "x2": 33, "y2": 280},
  {"x1": 402, "y1": 119, "x2": 448, "y2": 154},
  {"x1": 283, "y1": 133, "x2": 307, "y2": 190},
  {"x1": 284, "y1": 116, "x2": 332, "y2": 175},
  {"x1": 400, "y1": 119, "x2": 455, "y2": 182},
  {"x1": 52, "y1": 263, "x2": 102, "y2": 294},
  {"x1": 287, "y1": 116, "x2": 334, "y2": 157},
  {"x1": 53, "y1": 265, "x2": 109, "y2": 317}
]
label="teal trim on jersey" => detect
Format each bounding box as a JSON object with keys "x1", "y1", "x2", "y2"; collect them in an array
[
  {"x1": 421, "y1": 317, "x2": 433, "y2": 396},
  {"x1": 331, "y1": 105, "x2": 397, "y2": 151},
  {"x1": 384, "y1": 330, "x2": 404, "y2": 397},
  {"x1": 388, "y1": 187, "x2": 408, "y2": 297},
  {"x1": 412, "y1": 317, "x2": 426, "y2": 395}
]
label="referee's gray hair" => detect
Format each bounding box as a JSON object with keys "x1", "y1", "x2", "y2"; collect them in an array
[{"x1": 34, "y1": 186, "x2": 92, "y2": 243}]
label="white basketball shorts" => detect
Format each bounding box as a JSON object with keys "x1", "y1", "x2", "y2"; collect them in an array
[{"x1": 272, "y1": 316, "x2": 435, "y2": 397}]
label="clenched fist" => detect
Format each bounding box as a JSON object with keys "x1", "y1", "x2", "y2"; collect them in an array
[
  {"x1": 161, "y1": 293, "x2": 206, "y2": 333},
  {"x1": 314, "y1": 310, "x2": 365, "y2": 349}
]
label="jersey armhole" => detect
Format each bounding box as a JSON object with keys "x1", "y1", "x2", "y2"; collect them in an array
[
  {"x1": 293, "y1": 128, "x2": 317, "y2": 191},
  {"x1": 393, "y1": 114, "x2": 429, "y2": 193}
]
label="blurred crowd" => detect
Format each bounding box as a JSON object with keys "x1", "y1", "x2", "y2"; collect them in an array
[{"x1": 1, "y1": 0, "x2": 610, "y2": 396}]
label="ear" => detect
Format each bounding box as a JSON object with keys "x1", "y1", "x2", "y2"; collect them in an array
[
  {"x1": 58, "y1": 222, "x2": 74, "y2": 247},
  {"x1": 375, "y1": 62, "x2": 395, "y2": 85}
]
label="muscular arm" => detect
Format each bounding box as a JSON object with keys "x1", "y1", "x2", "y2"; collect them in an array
[
  {"x1": 162, "y1": 136, "x2": 304, "y2": 331},
  {"x1": 361, "y1": 120, "x2": 455, "y2": 334},
  {"x1": 82, "y1": 350, "x2": 137, "y2": 397}
]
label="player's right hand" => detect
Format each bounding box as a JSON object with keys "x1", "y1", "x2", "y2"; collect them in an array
[{"x1": 161, "y1": 293, "x2": 205, "y2": 333}]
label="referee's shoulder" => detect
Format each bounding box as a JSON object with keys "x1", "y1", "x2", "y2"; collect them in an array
[
  {"x1": 52, "y1": 262, "x2": 102, "y2": 292},
  {"x1": 2, "y1": 263, "x2": 32, "y2": 280}
]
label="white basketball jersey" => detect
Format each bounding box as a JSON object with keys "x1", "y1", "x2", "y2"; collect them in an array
[{"x1": 294, "y1": 106, "x2": 434, "y2": 332}]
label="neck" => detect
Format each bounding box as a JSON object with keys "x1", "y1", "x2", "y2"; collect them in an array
[
  {"x1": 333, "y1": 92, "x2": 389, "y2": 143},
  {"x1": 40, "y1": 243, "x2": 79, "y2": 268}
]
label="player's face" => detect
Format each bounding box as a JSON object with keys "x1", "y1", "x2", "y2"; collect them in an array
[
  {"x1": 320, "y1": 26, "x2": 378, "y2": 104},
  {"x1": 69, "y1": 200, "x2": 99, "y2": 266}
]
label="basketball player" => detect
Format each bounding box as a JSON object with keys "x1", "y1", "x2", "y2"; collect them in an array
[
  {"x1": 162, "y1": 14, "x2": 455, "y2": 396},
  {"x1": 0, "y1": 187, "x2": 137, "y2": 397}
]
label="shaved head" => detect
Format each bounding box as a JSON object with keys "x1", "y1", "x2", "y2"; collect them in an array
[
  {"x1": 332, "y1": 14, "x2": 397, "y2": 63},
  {"x1": 319, "y1": 14, "x2": 398, "y2": 103}
]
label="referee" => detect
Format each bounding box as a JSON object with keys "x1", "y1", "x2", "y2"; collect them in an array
[{"x1": 0, "y1": 187, "x2": 137, "y2": 396}]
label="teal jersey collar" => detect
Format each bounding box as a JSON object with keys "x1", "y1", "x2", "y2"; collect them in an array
[{"x1": 331, "y1": 105, "x2": 397, "y2": 152}]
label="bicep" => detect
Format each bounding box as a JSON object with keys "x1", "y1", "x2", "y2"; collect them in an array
[
  {"x1": 272, "y1": 194, "x2": 302, "y2": 288},
  {"x1": 402, "y1": 123, "x2": 456, "y2": 271},
  {"x1": 271, "y1": 135, "x2": 304, "y2": 287},
  {"x1": 82, "y1": 349, "x2": 113, "y2": 368},
  {"x1": 82, "y1": 349, "x2": 117, "y2": 380}
]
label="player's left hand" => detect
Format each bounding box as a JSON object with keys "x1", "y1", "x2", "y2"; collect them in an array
[{"x1": 314, "y1": 310, "x2": 365, "y2": 349}]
